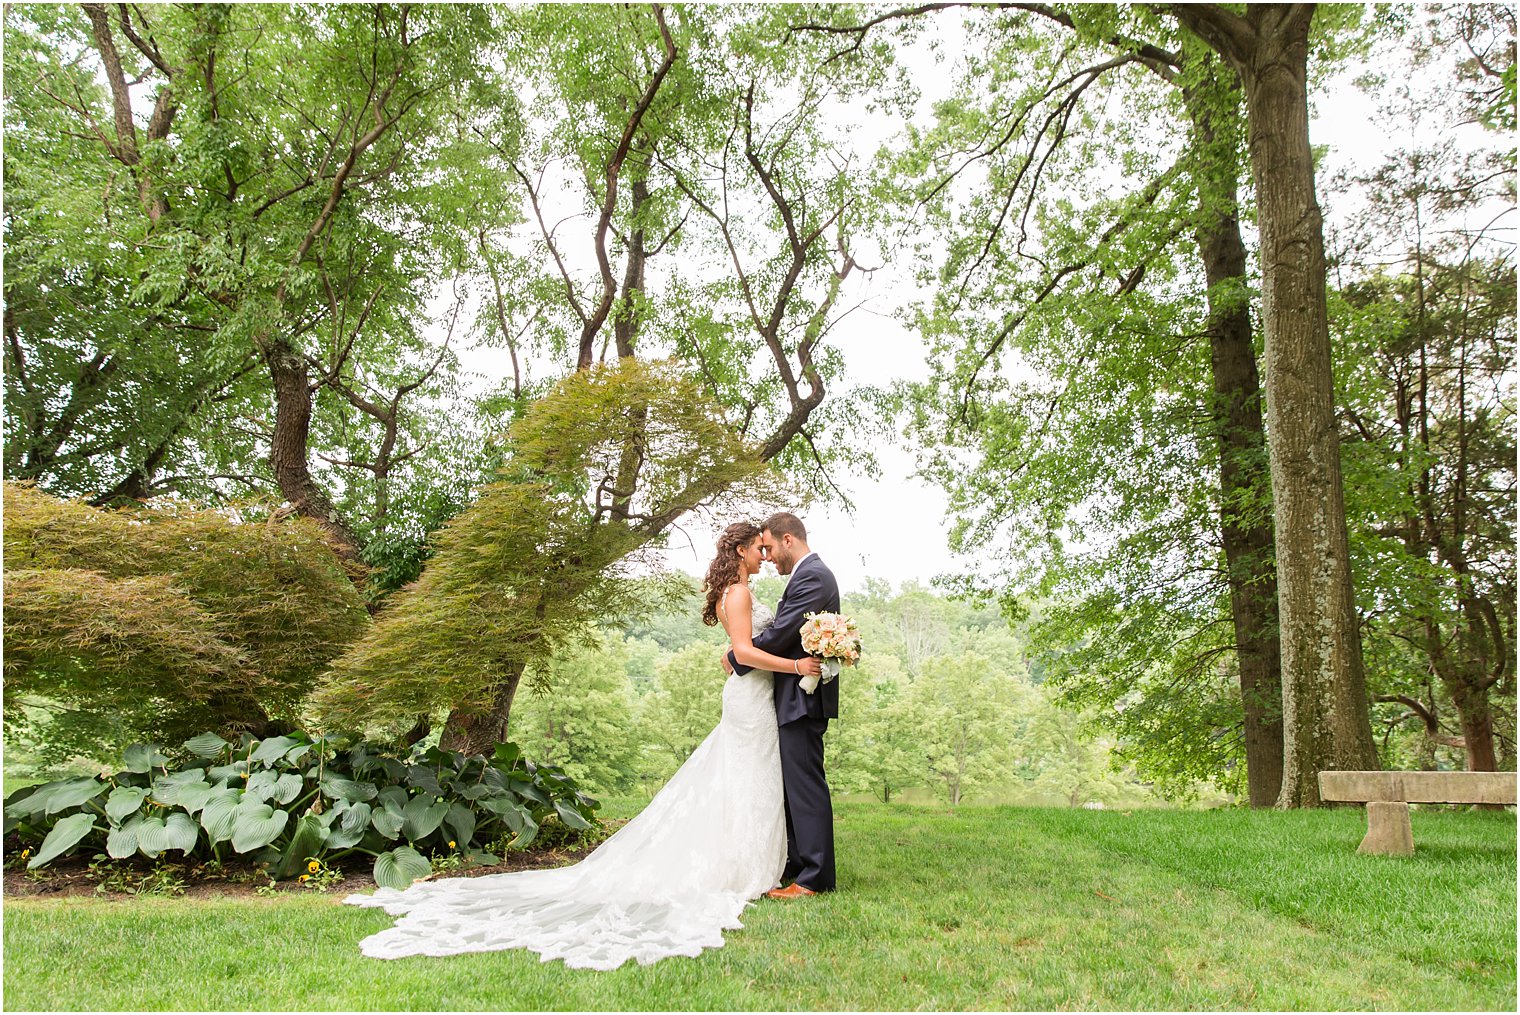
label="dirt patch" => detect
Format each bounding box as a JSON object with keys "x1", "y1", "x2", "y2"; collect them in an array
[{"x1": 3, "y1": 819, "x2": 627, "y2": 901}]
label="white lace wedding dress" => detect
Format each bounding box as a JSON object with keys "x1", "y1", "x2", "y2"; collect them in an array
[{"x1": 345, "y1": 597, "x2": 787, "y2": 970}]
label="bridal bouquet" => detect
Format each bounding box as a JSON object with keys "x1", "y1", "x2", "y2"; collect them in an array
[{"x1": 797, "y1": 612, "x2": 862, "y2": 694}]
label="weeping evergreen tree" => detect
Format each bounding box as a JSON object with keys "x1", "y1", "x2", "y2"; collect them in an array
[{"x1": 313, "y1": 359, "x2": 779, "y2": 753}]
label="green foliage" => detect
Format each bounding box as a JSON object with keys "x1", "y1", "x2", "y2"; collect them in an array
[
  {"x1": 1015, "y1": 693, "x2": 1144, "y2": 808},
  {"x1": 1021, "y1": 591, "x2": 1249, "y2": 797},
  {"x1": 1, "y1": 6, "x2": 259, "y2": 499},
  {"x1": 3, "y1": 731, "x2": 598, "y2": 889},
  {"x1": 620, "y1": 589, "x2": 728, "y2": 652},
  {"x1": 297, "y1": 856, "x2": 346, "y2": 893},
  {"x1": 827, "y1": 653, "x2": 921, "y2": 803},
  {"x1": 508, "y1": 634, "x2": 642, "y2": 794},
  {"x1": 1332, "y1": 255, "x2": 1516, "y2": 764},
  {"x1": 903, "y1": 651, "x2": 1027, "y2": 806},
  {"x1": 2, "y1": 483, "x2": 369, "y2": 762},
  {"x1": 881, "y1": 8, "x2": 1266, "y2": 792},
  {"x1": 2, "y1": 5, "x2": 508, "y2": 517},
  {"x1": 619, "y1": 635, "x2": 669, "y2": 697},
  {"x1": 634, "y1": 644, "x2": 729, "y2": 786},
  {"x1": 314, "y1": 359, "x2": 766, "y2": 731},
  {"x1": 473, "y1": 4, "x2": 883, "y2": 499},
  {"x1": 87, "y1": 857, "x2": 189, "y2": 898},
  {"x1": 824, "y1": 581, "x2": 1160, "y2": 805},
  {"x1": 1324, "y1": 25, "x2": 1516, "y2": 769},
  {"x1": 3, "y1": 4, "x2": 882, "y2": 660}
]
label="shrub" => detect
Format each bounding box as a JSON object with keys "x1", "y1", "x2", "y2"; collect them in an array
[
  {"x1": 2, "y1": 731, "x2": 599, "y2": 890},
  {"x1": 3, "y1": 483, "x2": 370, "y2": 760}
]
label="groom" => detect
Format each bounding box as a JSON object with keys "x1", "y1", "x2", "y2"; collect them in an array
[{"x1": 726, "y1": 511, "x2": 840, "y2": 897}]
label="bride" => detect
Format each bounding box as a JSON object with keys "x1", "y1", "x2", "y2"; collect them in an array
[{"x1": 345, "y1": 520, "x2": 823, "y2": 970}]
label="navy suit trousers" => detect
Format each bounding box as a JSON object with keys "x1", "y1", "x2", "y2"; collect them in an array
[{"x1": 778, "y1": 715, "x2": 835, "y2": 892}]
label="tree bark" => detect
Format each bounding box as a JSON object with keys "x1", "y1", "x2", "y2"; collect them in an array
[
  {"x1": 439, "y1": 663, "x2": 525, "y2": 757},
  {"x1": 399, "y1": 715, "x2": 432, "y2": 749},
  {"x1": 1423, "y1": 341, "x2": 1501, "y2": 772},
  {"x1": 81, "y1": 3, "x2": 173, "y2": 222},
  {"x1": 1197, "y1": 211, "x2": 1286, "y2": 806},
  {"x1": 614, "y1": 178, "x2": 650, "y2": 360},
  {"x1": 205, "y1": 691, "x2": 284, "y2": 739},
  {"x1": 265, "y1": 339, "x2": 362, "y2": 565},
  {"x1": 1453, "y1": 687, "x2": 1498, "y2": 772},
  {"x1": 1427, "y1": 614, "x2": 1501, "y2": 772},
  {"x1": 610, "y1": 177, "x2": 651, "y2": 521},
  {"x1": 1186, "y1": 68, "x2": 1286, "y2": 808},
  {"x1": 1172, "y1": 4, "x2": 1378, "y2": 806}
]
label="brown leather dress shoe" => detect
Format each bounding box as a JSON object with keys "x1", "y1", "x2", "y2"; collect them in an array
[{"x1": 765, "y1": 883, "x2": 818, "y2": 899}]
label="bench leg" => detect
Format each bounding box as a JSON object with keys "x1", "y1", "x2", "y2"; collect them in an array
[{"x1": 1358, "y1": 801, "x2": 1414, "y2": 856}]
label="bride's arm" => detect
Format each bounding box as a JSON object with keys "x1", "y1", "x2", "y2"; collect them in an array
[{"x1": 719, "y1": 586, "x2": 822, "y2": 676}]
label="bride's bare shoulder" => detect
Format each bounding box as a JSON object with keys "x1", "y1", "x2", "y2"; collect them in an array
[
  {"x1": 722, "y1": 583, "x2": 754, "y2": 611},
  {"x1": 717, "y1": 583, "x2": 752, "y2": 632}
]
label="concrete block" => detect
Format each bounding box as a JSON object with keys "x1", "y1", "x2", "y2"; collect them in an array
[
  {"x1": 1358, "y1": 801, "x2": 1414, "y2": 857},
  {"x1": 1319, "y1": 770, "x2": 1517, "y2": 805}
]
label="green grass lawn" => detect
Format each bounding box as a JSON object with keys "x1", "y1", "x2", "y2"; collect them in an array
[{"x1": 3, "y1": 803, "x2": 1513, "y2": 1011}]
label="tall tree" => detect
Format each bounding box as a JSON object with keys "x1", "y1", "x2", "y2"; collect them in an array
[
  {"x1": 1331, "y1": 5, "x2": 1516, "y2": 773},
  {"x1": 810, "y1": 3, "x2": 1288, "y2": 802},
  {"x1": 313, "y1": 359, "x2": 777, "y2": 751},
  {"x1": 399, "y1": 4, "x2": 882, "y2": 752},
  {"x1": 1166, "y1": 3, "x2": 1379, "y2": 805},
  {"x1": 2, "y1": 6, "x2": 263, "y2": 502},
  {"x1": 1338, "y1": 258, "x2": 1516, "y2": 772},
  {"x1": 4, "y1": 5, "x2": 507, "y2": 567}
]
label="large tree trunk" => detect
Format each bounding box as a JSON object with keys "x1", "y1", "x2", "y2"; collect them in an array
[
  {"x1": 265, "y1": 339, "x2": 362, "y2": 565},
  {"x1": 439, "y1": 664, "x2": 526, "y2": 756},
  {"x1": 1174, "y1": 4, "x2": 1378, "y2": 806},
  {"x1": 1427, "y1": 613, "x2": 1501, "y2": 773},
  {"x1": 1453, "y1": 690, "x2": 1499, "y2": 772},
  {"x1": 1187, "y1": 68, "x2": 1286, "y2": 808},
  {"x1": 93, "y1": 438, "x2": 168, "y2": 505},
  {"x1": 1239, "y1": 10, "x2": 1378, "y2": 805},
  {"x1": 436, "y1": 178, "x2": 658, "y2": 747}
]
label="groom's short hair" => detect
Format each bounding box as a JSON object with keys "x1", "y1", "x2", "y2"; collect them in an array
[{"x1": 762, "y1": 512, "x2": 807, "y2": 542}]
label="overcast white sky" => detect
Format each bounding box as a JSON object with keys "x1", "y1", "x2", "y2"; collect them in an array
[{"x1": 457, "y1": 15, "x2": 1510, "y2": 596}]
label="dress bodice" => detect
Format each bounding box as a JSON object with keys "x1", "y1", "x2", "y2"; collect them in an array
[
  {"x1": 718, "y1": 585, "x2": 773, "y2": 641},
  {"x1": 748, "y1": 596, "x2": 774, "y2": 638}
]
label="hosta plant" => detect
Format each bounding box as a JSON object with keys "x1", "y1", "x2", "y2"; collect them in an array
[{"x1": 3, "y1": 732, "x2": 598, "y2": 890}]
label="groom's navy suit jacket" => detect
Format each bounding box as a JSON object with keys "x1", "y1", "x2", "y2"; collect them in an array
[{"x1": 730, "y1": 554, "x2": 841, "y2": 726}]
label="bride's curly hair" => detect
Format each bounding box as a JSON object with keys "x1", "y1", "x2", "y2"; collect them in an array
[{"x1": 701, "y1": 521, "x2": 762, "y2": 627}]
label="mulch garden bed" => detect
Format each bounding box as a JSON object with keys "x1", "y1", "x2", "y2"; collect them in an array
[{"x1": 2, "y1": 819, "x2": 627, "y2": 901}]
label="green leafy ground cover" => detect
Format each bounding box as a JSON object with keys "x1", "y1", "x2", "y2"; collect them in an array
[
  {"x1": 3, "y1": 803, "x2": 1513, "y2": 1011},
  {"x1": 4, "y1": 734, "x2": 598, "y2": 890}
]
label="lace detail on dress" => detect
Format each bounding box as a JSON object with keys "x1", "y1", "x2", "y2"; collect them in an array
[{"x1": 345, "y1": 594, "x2": 786, "y2": 970}]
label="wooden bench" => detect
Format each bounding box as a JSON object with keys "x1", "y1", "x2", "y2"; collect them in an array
[{"x1": 1318, "y1": 771, "x2": 1517, "y2": 856}]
